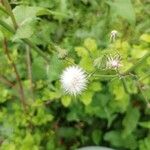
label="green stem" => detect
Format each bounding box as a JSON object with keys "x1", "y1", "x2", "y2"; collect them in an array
[
  {"x1": 120, "y1": 76, "x2": 130, "y2": 94},
  {"x1": 0, "y1": 4, "x2": 9, "y2": 15},
  {"x1": 93, "y1": 74, "x2": 117, "y2": 78},
  {"x1": 123, "y1": 51, "x2": 150, "y2": 74},
  {"x1": 116, "y1": 69, "x2": 130, "y2": 94},
  {"x1": 2, "y1": 0, "x2": 18, "y2": 29},
  {"x1": 139, "y1": 71, "x2": 150, "y2": 81},
  {"x1": 0, "y1": 20, "x2": 50, "y2": 62},
  {"x1": 23, "y1": 39, "x2": 50, "y2": 62},
  {"x1": 0, "y1": 19, "x2": 15, "y2": 33}
]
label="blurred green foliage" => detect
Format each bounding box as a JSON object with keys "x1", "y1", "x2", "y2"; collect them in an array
[{"x1": 0, "y1": 0, "x2": 150, "y2": 150}]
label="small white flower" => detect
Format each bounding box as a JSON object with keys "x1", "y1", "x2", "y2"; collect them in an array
[
  {"x1": 106, "y1": 54, "x2": 121, "y2": 70},
  {"x1": 60, "y1": 66, "x2": 87, "y2": 95},
  {"x1": 110, "y1": 30, "x2": 118, "y2": 42}
]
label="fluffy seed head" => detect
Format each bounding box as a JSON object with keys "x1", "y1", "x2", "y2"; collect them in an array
[{"x1": 60, "y1": 66, "x2": 87, "y2": 95}]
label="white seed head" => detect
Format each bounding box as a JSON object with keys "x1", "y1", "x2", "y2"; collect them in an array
[
  {"x1": 60, "y1": 66, "x2": 87, "y2": 95},
  {"x1": 106, "y1": 54, "x2": 121, "y2": 70}
]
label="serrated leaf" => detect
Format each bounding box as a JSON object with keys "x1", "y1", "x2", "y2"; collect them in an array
[
  {"x1": 12, "y1": 5, "x2": 41, "y2": 25},
  {"x1": 12, "y1": 21, "x2": 36, "y2": 41}
]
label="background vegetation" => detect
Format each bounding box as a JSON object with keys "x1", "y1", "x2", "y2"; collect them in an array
[{"x1": 0, "y1": 0, "x2": 150, "y2": 149}]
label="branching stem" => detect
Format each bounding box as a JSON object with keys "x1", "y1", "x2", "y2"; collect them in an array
[{"x1": 3, "y1": 38, "x2": 27, "y2": 111}]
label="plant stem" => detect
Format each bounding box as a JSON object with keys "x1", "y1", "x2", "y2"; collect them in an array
[
  {"x1": 0, "y1": 20, "x2": 50, "y2": 62},
  {"x1": 93, "y1": 74, "x2": 117, "y2": 78},
  {"x1": 23, "y1": 39, "x2": 50, "y2": 62},
  {"x1": 2, "y1": 0, "x2": 18, "y2": 29},
  {"x1": 123, "y1": 51, "x2": 150, "y2": 75},
  {"x1": 0, "y1": 4, "x2": 9, "y2": 15},
  {"x1": 0, "y1": 0, "x2": 50, "y2": 62},
  {"x1": 0, "y1": 75, "x2": 14, "y2": 87},
  {"x1": 26, "y1": 45, "x2": 34, "y2": 101},
  {"x1": 139, "y1": 70, "x2": 150, "y2": 81},
  {"x1": 116, "y1": 69, "x2": 130, "y2": 94},
  {"x1": 3, "y1": 37, "x2": 27, "y2": 111},
  {"x1": 0, "y1": 19, "x2": 15, "y2": 33}
]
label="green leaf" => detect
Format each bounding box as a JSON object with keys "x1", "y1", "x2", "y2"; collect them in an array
[
  {"x1": 139, "y1": 121, "x2": 150, "y2": 129},
  {"x1": 79, "y1": 57, "x2": 94, "y2": 72},
  {"x1": 75, "y1": 47, "x2": 88, "y2": 58},
  {"x1": 122, "y1": 107, "x2": 140, "y2": 137},
  {"x1": 12, "y1": 21, "x2": 36, "y2": 41},
  {"x1": 80, "y1": 91, "x2": 93, "y2": 105},
  {"x1": 108, "y1": 0, "x2": 136, "y2": 24},
  {"x1": 139, "y1": 136, "x2": 150, "y2": 150},
  {"x1": 84, "y1": 38, "x2": 97, "y2": 52},
  {"x1": 12, "y1": 5, "x2": 41, "y2": 25},
  {"x1": 140, "y1": 34, "x2": 150, "y2": 43},
  {"x1": 47, "y1": 55, "x2": 63, "y2": 82},
  {"x1": 61, "y1": 95, "x2": 71, "y2": 107},
  {"x1": 104, "y1": 130, "x2": 137, "y2": 149},
  {"x1": 89, "y1": 82, "x2": 102, "y2": 92},
  {"x1": 92, "y1": 130, "x2": 102, "y2": 145},
  {"x1": 32, "y1": 57, "x2": 47, "y2": 80}
]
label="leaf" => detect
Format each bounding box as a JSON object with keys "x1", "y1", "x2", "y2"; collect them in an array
[
  {"x1": 61, "y1": 95, "x2": 71, "y2": 107},
  {"x1": 12, "y1": 5, "x2": 41, "y2": 25},
  {"x1": 139, "y1": 122, "x2": 150, "y2": 129},
  {"x1": 32, "y1": 57, "x2": 47, "y2": 80},
  {"x1": 80, "y1": 91, "x2": 93, "y2": 105},
  {"x1": 47, "y1": 55, "x2": 63, "y2": 82},
  {"x1": 92, "y1": 130, "x2": 102, "y2": 145},
  {"x1": 84, "y1": 38, "x2": 97, "y2": 52},
  {"x1": 107, "y1": 0, "x2": 136, "y2": 24},
  {"x1": 12, "y1": 21, "x2": 36, "y2": 41},
  {"x1": 140, "y1": 34, "x2": 150, "y2": 43},
  {"x1": 122, "y1": 107, "x2": 140, "y2": 137},
  {"x1": 89, "y1": 82, "x2": 102, "y2": 92},
  {"x1": 79, "y1": 57, "x2": 94, "y2": 72},
  {"x1": 104, "y1": 130, "x2": 137, "y2": 149},
  {"x1": 139, "y1": 136, "x2": 150, "y2": 150},
  {"x1": 75, "y1": 47, "x2": 88, "y2": 58}
]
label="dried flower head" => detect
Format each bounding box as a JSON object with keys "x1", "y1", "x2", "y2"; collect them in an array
[
  {"x1": 110, "y1": 30, "x2": 118, "y2": 42},
  {"x1": 106, "y1": 54, "x2": 122, "y2": 70},
  {"x1": 60, "y1": 66, "x2": 87, "y2": 95}
]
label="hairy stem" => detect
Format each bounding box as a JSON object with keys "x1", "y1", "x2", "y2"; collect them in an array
[
  {"x1": 1, "y1": 0, "x2": 18, "y2": 29},
  {"x1": 3, "y1": 38, "x2": 27, "y2": 111},
  {"x1": 26, "y1": 45, "x2": 34, "y2": 101}
]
